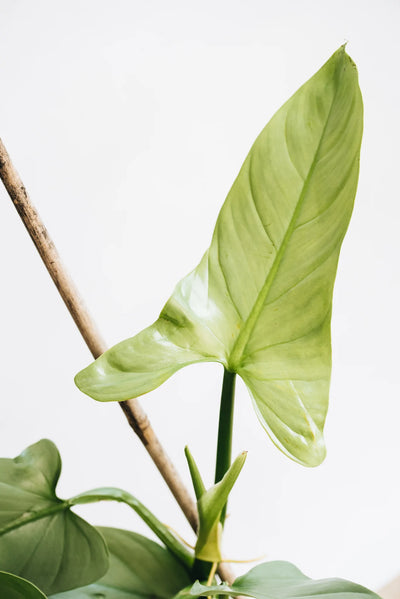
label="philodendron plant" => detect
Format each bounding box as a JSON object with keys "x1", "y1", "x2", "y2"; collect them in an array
[{"x1": 0, "y1": 46, "x2": 377, "y2": 599}]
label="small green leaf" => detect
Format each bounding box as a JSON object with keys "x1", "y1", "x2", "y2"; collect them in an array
[
  {"x1": 75, "y1": 47, "x2": 363, "y2": 467},
  {"x1": 70, "y1": 487, "x2": 193, "y2": 570},
  {"x1": 184, "y1": 447, "x2": 206, "y2": 500},
  {"x1": 0, "y1": 571, "x2": 48, "y2": 599},
  {"x1": 176, "y1": 561, "x2": 381, "y2": 599},
  {"x1": 195, "y1": 452, "x2": 246, "y2": 562},
  {"x1": 50, "y1": 527, "x2": 191, "y2": 599},
  {"x1": 0, "y1": 439, "x2": 192, "y2": 588},
  {"x1": 0, "y1": 440, "x2": 109, "y2": 595}
]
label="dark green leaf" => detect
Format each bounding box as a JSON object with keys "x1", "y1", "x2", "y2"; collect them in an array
[
  {"x1": 0, "y1": 439, "x2": 193, "y2": 590},
  {"x1": 0, "y1": 440, "x2": 108, "y2": 595},
  {"x1": 75, "y1": 47, "x2": 363, "y2": 467},
  {"x1": 0, "y1": 571, "x2": 48, "y2": 598},
  {"x1": 176, "y1": 561, "x2": 381, "y2": 599},
  {"x1": 50, "y1": 527, "x2": 191, "y2": 599}
]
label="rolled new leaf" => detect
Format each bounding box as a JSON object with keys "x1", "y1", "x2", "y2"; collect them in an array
[
  {"x1": 184, "y1": 446, "x2": 206, "y2": 500},
  {"x1": 76, "y1": 46, "x2": 363, "y2": 467},
  {"x1": 174, "y1": 561, "x2": 381, "y2": 599},
  {"x1": 50, "y1": 527, "x2": 191, "y2": 599},
  {"x1": 190, "y1": 451, "x2": 247, "y2": 562}
]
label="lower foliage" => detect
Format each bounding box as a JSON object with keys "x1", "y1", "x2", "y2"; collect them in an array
[{"x1": 0, "y1": 441, "x2": 380, "y2": 599}]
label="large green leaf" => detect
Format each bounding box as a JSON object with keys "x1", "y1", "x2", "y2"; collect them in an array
[
  {"x1": 0, "y1": 571, "x2": 48, "y2": 599},
  {"x1": 75, "y1": 46, "x2": 363, "y2": 466},
  {"x1": 175, "y1": 561, "x2": 381, "y2": 599},
  {"x1": 0, "y1": 440, "x2": 193, "y2": 594},
  {"x1": 50, "y1": 527, "x2": 191, "y2": 599},
  {"x1": 0, "y1": 440, "x2": 109, "y2": 595}
]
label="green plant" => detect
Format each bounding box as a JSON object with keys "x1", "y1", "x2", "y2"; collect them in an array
[{"x1": 0, "y1": 46, "x2": 376, "y2": 599}]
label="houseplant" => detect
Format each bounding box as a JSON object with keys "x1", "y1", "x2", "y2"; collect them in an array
[{"x1": 0, "y1": 45, "x2": 377, "y2": 599}]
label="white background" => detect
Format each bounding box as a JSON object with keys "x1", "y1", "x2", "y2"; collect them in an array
[{"x1": 0, "y1": 0, "x2": 399, "y2": 592}]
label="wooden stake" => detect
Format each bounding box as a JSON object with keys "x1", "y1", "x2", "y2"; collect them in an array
[{"x1": 0, "y1": 138, "x2": 233, "y2": 584}]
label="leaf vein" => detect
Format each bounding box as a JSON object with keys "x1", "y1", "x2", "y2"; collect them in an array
[
  {"x1": 245, "y1": 308, "x2": 331, "y2": 357},
  {"x1": 284, "y1": 115, "x2": 306, "y2": 182},
  {"x1": 216, "y1": 221, "x2": 243, "y2": 320},
  {"x1": 247, "y1": 158, "x2": 278, "y2": 251},
  {"x1": 294, "y1": 153, "x2": 358, "y2": 230},
  {"x1": 263, "y1": 237, "x2": 342, "y2": 307},
  {"x1": 229, "y1": 81, "x2": 340, "y2": 367}
]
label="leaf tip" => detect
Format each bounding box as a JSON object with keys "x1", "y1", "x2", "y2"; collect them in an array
[
  {"x1": 330, "y1": 43, "x2": 359, "y2": 75},
  {"x1": 288, "y1": 427, "x2": 327, "y2": 468},
  {"x1": 303, "y1": 439, "x2": 327, "y2": 468},
  {"x1": 74, "y1": 365, "x2": 89, "y2": 394},
  {"x1": 74, "y1": 358, "x2": 115, "y2": 403}
]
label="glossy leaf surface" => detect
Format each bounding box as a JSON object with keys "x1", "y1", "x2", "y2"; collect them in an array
[
  {"x1": 76, "y1": 47, "x2": 363, "y2": 466},
  {"x1": 0, "y1": 571, "x2": 48, "y2": 599},
  {"x1": 51, "y1": 527, "x2": 191, "y2": 599},
  {"x1": 0, "y1": 440, "x2": 108, "y2": 595},
  {"x1": 175, "y1": 561, "x2": 380, "y2": 599}
]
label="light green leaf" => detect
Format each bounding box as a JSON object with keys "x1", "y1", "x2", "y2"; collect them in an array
[
  {"x1": 195, "y1": 452, "x2": 246, "y2": 562},
  {"x1": 75, "y1": 46, "x2": 363, "y2": 466},
  {"x1": 175, "y1": 561, "x2": 381, "y2": 599},
  {"x1": 184, "y1": 446, "x2": 206, "y2": 500},
  {"x1": 50, "y1": 527, "x2": 191, "y2": 599},
  {"x1": 0, "y1": 571, "x2": 48, "y2": 599},
  {"x1": 0, "y1": 440, "x2": 109, "y2": 595}
]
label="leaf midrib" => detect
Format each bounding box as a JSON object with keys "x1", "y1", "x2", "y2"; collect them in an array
[
  {"x1": 228, "y1": 77, "x2": 340, "y2": 370},
  {"x1": 0, "y1": 500, "x2": 68, "y2": 536}
]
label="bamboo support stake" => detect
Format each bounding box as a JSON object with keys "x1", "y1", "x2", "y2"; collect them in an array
[
  {"x1": 0, "y1": 137, "x2": 234, "y2": 583},
  {"x1": 379, "y1": 576, "x2": 400, "y2": 599},
  {"x1": 0, "y1": 137, "x2": 197, "y2": 527}
]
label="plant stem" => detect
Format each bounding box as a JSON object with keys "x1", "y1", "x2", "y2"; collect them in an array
[
  {"x1": 207, "y1": 561, "x2": 218, "y2": 586},
  {"x1": 215, "y1": 368, "x2": 236, "y2": 524},
  {"x1": 70, "y1": 488, "x2": 194, "y2": 569}
]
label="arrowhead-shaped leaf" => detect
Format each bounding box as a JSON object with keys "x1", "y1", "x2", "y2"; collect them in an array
[
  {"x1": 0, "y1": 440, "x2": 109, "y2": 595},
  {"x1": 50, "y1": 527, "x2": 191, "y2": 599},
  {"x1": 175, "y1": 561, "x2": 380, "y2": 599},
  {"x1": 75, "y1": 47, "x2": 363, "y2": 466},
  {"x1": 0, "y1": 571, "x2": 48, "y2": 599}
]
